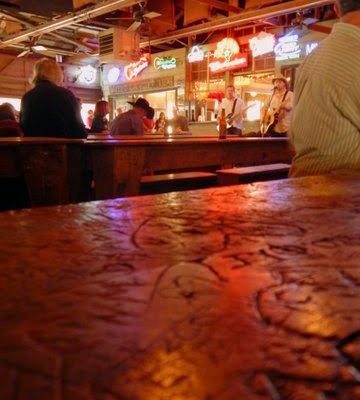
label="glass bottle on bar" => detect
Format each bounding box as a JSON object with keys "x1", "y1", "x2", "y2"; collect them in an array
[{"x1": 219, "y1": 108, "x2": 227, "y2": 140}]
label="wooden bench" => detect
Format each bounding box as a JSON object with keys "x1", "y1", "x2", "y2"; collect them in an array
[
  {"x1": 140, "y1": 171, "x2": 217, "y2": 194},
  {"x1": 217, "y1": 163, "x2": 291, "y2": 186}
]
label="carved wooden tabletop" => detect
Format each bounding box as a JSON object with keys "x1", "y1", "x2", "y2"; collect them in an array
[{"x1": 1, "y1": 173, "x2": 360, "y2": 399}]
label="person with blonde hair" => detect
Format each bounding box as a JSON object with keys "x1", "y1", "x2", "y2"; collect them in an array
[{"x1": 20, "y1": 58, "x2": 86, "y2": 138}]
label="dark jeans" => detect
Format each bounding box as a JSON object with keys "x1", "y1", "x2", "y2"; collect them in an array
[{"x1": 227, "y1": 127, "x2": 242, "y2": 136}]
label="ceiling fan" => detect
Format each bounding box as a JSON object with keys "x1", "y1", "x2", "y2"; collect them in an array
[
  {"x1": 17, "y1": 36, "x2": 52, "y2": 58},
  {"x1": 106, "y1": 1, "x2": 161, "y2": 32}
]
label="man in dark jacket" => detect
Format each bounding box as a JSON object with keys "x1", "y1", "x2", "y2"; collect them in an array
[{"x1": 21, "y1": 59, "x2": 87, "y2": 138}]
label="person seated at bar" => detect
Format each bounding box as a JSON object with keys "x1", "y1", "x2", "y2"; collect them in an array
[
  {"x1": 90, "y1": 100, "x2": 109, "y2": 133},
  {"x1": 0, "y1": 103, "x2": 22, "y2": 137},
  {"x1": 289, "y1": 0, "x2": 360, "y2": 177},
  {"x1": 155, "y1": 112, "x2": 166, "y2": 133},
  {"x1": 110, "y1": 98, "x2": 151, "y2": 136},
  {"x1": 20, "y1": 58, "x2": 87, "y2": 138},
  {"x1": 86, "y1": 109, "x2": 94, "y2": 129},
  {"x1": 143, "y1": 107, "x2": 155, "y2": 134}
]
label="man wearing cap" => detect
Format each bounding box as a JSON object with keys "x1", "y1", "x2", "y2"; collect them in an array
[
  {"x1": 261, "y1": 74, "x2": 294, "y2": 137},
  {"x1": 110, "y1": 98, "x2": 151, "y2": 136}
]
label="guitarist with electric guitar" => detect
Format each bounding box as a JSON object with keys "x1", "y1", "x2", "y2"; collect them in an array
[
  {"x1": 218, "y1": 85, "x2": 246, "y2": 136},
  {"x1": 260, "y1": 74, "x2": 294, "y2": 137}
]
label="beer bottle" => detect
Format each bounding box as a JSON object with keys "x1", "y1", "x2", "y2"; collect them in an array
[{"x1": 219, "y1": 108, "x2": 227, "y2": 139}]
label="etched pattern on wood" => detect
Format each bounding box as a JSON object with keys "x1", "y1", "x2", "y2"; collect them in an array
[{"x1": 0, "y1": 173, "x2": 360, "y2": 399}]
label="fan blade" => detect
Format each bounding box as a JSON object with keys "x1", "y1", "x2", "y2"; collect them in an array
[
  {"x1": 33, "y1": 49, "x2": 56, "y2": 58},
  {"x1": 127, "y1": 20, "x2": 142, "y2": 32},
  {"x1": 143, "y1": 11, "x2": 161, "y2": 19},
  {"x1": 33, "y1": 45, "x2": 47, "y2": 52},
  {"x1": 17, "y1": 49, "x2": 29, "y2": 58},
  {"x1": 105, "y1": 17, "x2": 135, "y2": 20}
]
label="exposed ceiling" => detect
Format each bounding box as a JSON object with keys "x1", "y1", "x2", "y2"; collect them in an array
[{"x1": 0, "y1": 0, "x2": 335, "y2": 61}]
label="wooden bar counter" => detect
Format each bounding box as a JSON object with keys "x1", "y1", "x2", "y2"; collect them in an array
[
  {"x1": 0, "y1": 172, "x2": 359, "y2": 399},
  {"x1": 86, "y1": 137, "x2": 292, "y2": 198},
  {"x1": 0, "y1": 137, "x2": 292, "y2": 205},
  {"x1": 0, "y1": 137, "x2": 86, "y2": 206}
]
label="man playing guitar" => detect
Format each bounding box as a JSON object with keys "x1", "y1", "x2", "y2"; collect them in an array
[
  {"x1": 261, "y1": 74, "x2": 294, "y2": 137},
  {"x1": 219, "y1": 85, "x2": 245, "y2": 136}
]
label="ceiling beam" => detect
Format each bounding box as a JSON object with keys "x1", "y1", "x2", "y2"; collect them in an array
[
  {"x1": 195, "y1": 0, "x2": 243, "y2": 13},
  {"x1": 141, "y1": 0, "x2": 334, "y2": 47},
  {"x1": 0, "y1": 9, "x2": 96, "y2": 52},
  {"x1": 0, "y1": 0, "x2": 139, "y2": 49}
]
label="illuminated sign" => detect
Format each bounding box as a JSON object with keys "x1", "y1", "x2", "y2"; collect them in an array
[
  {"x1": 209, "y1": 38, "x2": 247, "y2": 73},
  {"x1": 124, "y1": 55, "x2": 149, "y2": 81},
  {"x1": 305, "y1": 42, "x2": 318, "y2": 56},
  {"x1": 154, "y1": 56, "x2": 177, "y2": 70},
  {"x1": 209, "y1": 54, "x2": 248, "y2": 73},
  {"x1": 79, "y1": 65, "x2": 97, "y2": 85},
  {"x1": 107, "y1": 67, "x2": 121, "y2": 84},
  {"x1": 214, "y1": 37, "x2": 239, "y2": 61},
  {"x1": 275, "y1": 35, "x2": 301, "y2": 61},
  {"x1": 187, "y1": 46, "x2": 204, "y2": 63},
  {"x1": 249, "y1": 32, "x2": 275, "y2": 57}
]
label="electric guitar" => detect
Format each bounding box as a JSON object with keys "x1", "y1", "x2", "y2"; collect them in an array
[{"x1": 218, "y1": 104, "x2": 256, "y2": 130}]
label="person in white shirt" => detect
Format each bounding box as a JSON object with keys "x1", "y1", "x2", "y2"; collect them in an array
[
  {"x1": 219, "y1": 85, "x2": 245, "y2": 136},
  {"x1": 261, "y1": 74, "x2": 294, "y2": 137}
]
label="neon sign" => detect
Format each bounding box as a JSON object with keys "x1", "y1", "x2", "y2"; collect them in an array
[
  {"x1": 187, "y1": 46, "x2": 204, "y2": 63},
  {"x1": 209, "y1": 38, "x2": 247, "y2": 73},
  {"x1": 275, "y1": 35, "x2": 301, "y2": 61},
  {"x1": 154, "y1": 56, "x2": 177, "y2": 70},
  {"x1": 124, "y1": 55, "x2": 149, "y2": 81},
  {"x1": 305, "y1": 42, "x2": 318, "y2": 56},
  {"x1": 107, "y1": 67, "x2": 121, "y2": 84},
  {"x1": 249, "y1": 32, "x2": 275, "y2": 57},
  {"x1": 79, "y1": 65, "x2": 97, "y2": 85},
  {"x1": 214, "y1": 37, "x2": 239, "y2": 61},
  {"x1": 209, "y1": 54, "x2": 248, "y2": 73}
]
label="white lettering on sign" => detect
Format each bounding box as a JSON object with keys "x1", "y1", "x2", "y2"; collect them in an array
[
  {"x1": 209, "y1": 54, "x2": 248, "y2": 73},
  {"x1": 275, "y1": 34, "x2": 301, "y2": 61},
  {"x1": 187, "y1": 46, "x2": 205, "y2": 63},
  {"x1": 124, "y1": 55, "x2": 149, "y2": 81},
  {"x1": 305, "y1": 42, "x2": 318, "y2": 56},
  {"x1": 249, "y1": 32, "x2": 275, "y2": 57}
]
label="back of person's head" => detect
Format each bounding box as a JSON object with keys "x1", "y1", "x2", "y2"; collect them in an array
[
  {"x1": 338, "y1": 0, "x2": 360, "y2": 15},
  {"x1": 0, "y1": 103, "x2": 16, "y2": 121},
  {"x1": 146, "y1": 107, "x2": 155, "y2": 119},
  {"x1": 94, "y1": 100, "x2": 109, "y2": 117},
  {"x1": 32, "y1": 58, "x2": 64, "y2": 86}
]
